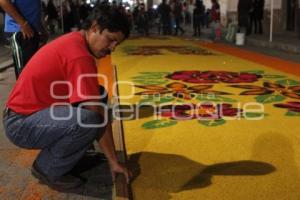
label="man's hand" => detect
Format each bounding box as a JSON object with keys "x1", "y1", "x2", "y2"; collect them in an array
[
  {"x1": 109, "y1": 161, "x2": 132, "y2": 184},
  {"x1": 0, "y1": 0, "x2": 35, "y2": 39},
  {"x1": 20, "y1": 22, "x2": 35, "y2": 39}
]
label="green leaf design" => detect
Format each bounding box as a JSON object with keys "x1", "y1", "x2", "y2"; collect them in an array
[
  {"x1": 159, "y1": 97, "x2": 175, "y2": 103},
  {"x1": 244, "y1": 112, "x2": 268, "y2": 118},
  {"x1": 142, "y1": 119, "x2": 178, "y2": 129},
  {"x1": 241, "y1": 70, "x2": 265, "y2": 75},
  {"x1": 255, "y1": 94, "x2": 286, "y2": 104},
  {"x1": 132, "y1": 76, "x2": 163, "y2": 79},
  {"x1": 263, "y1": 74, "x2": 286, "y2": 79},
  {"x1": 133, "y1": 75, "x2": 168, "y2": 79},
  {"x1": 285, "y1": 111, "x2": 300, "y2": 117},
  {"x1": 132, "y1": 72, "x2": 171, "y2": 85},
  {"x1": 198, "y1": 119, "x2": 226, "y2": 127},
  {"x1": 275, "y1": 79, "x2": 300, "y2": 87},
  {"x1": 133, "y1": 79, "x2": 169, "y2": 85},
  {"x1": 196, "y1": 95, "x2": 237, "y2": 103},
  {"x1": 176, "y1": 99, "x2": 185, "y2": 103}
]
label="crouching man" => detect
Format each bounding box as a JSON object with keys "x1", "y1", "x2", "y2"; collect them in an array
[{"x1": 2, "y1": 6, "x2": 131, "y2": 191}]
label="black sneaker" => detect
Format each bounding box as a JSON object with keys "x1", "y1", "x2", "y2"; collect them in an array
[{"x1": 31, "y1": 161, "x2": 84, "y2": 191}]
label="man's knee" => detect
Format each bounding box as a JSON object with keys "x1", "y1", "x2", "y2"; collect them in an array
[
  {"x1": 78, "y1": 109, "x2": 106, "y2": 139},
  {"x1": 80, "y1": 109, "x2": 103, "y2": 123}
]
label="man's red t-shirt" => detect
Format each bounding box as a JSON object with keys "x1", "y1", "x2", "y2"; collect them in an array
[{"x1": 7, "y1": 32, "x2": 100, "y2": 115}]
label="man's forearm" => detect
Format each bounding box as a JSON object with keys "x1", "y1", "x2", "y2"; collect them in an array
[
  {"x1": 98, "y1": 124, "x2": 119, "y2": 165},
  {"x1": 0, "y1": 0, "x2": 27, "y2": 25}
]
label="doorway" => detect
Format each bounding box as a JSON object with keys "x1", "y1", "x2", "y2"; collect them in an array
[{"x1": 287, "y1": 0, "x2": 296, "y2": 31}]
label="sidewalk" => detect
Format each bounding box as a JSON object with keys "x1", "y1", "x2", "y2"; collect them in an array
[
  {"x1": 179, "y1": 23, "x2": 300, "y2": 55},
  {"x1": 246, "y1": 32, "x2": 300, "y2": 54},
  {"x1": 178, "y1": 24, "x2": 300, "y2": 63},
  {"x1": 0, "y1": 45, "x2": 13, "y2": 72}
]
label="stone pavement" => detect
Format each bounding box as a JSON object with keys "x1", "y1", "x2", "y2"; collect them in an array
[
  {"x1": 181, "y1": 25, "x2": 300, "y2": 63},
  {"x1": 0, "y1": 46, "x2": 13, "y2": 71},
  {"x1": 247, "y1": 32, "x2": 300, "y2": 55},
  {"x1": 181, "y1": 24, "x2": 300, "y2": 55}
]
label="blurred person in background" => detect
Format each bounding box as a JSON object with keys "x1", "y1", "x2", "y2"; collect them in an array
[
  {"x1": 158, "y1": 0, "x2": 172, "y2": 35},
  {"x1": 253, "y1": 0, "x2": 264, "y2": 34},
  {"x1": 173, "y1": 0, "x2": 185, "y2": 36},
  {"x1": 47, "y1": 0, "x2": 59, "y2": 34},
  {"x1": 0, "y1": 0, "x2": 48, "y2": 78},
  {"x1": 193, "y1": 0, "x2": 205, "y2": 37},
  {"x1": 238, "y1": 0, "x2": 252, "y2": 35},
  {"x1": 136, "y1": 3, "x2": 149, "y2": 36},
  {"x1": 210, "y1": 0, "x2": 221, "y2": 40}
]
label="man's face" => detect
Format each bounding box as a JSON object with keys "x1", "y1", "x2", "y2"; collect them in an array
[{"x1": 88, "y1": 27, "x2": 125, "y2": 59}]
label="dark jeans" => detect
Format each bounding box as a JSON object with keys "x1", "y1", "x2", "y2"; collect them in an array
[{"x1": 2, "y1": 106, "x2": 105, "y2": 178}]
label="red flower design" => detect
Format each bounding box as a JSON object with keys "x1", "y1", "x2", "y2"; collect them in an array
[
  {"x1": 158, "y1": 103, "x2": 242, "y2": 120},
  {"x1": 274, "y1": 102, "x2": 300, "y2": 113},
  {"x1": 135, "y1": 82, "x2": 231, "y2": 100},
  {"x1": 166, "y1": 71, "x2": 261, "y2": 84}
]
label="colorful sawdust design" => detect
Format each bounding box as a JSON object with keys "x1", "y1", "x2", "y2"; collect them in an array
[
  {"x1": 132, "y1": 72, "x2": 170, "y2": 85},
  {"x1": 231, "y1": 79, "x2": 300, "y2": 103},
  {"x1": 123, "y1": 45, "x2": 214, "y2": 56},
  {"x1": 130, "y1": 70, "x2": 300, "y2": 129},
  {"x1": 113, "y1": 38, "x2": 300, "y2": 200},
  {"x1": 273, "y1": 101, "x2": 300, "y2": 117},
  {"x1": 166, "y1": 70, "x2": 262, "y2": 84},
  {"x1": 135, "y1": 82, "x2": 232, "y2": 100},
  {"x1": 128, "y1": 35, "x2": 171, "y2": 40}
]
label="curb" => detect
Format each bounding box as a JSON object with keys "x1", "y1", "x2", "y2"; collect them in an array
[{"x1": 246, "y1": 38, "x2": 300, "y2": 54}]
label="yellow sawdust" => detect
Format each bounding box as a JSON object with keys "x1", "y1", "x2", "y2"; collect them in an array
[{"x1": 111, "y1": 38, "x2": 300, "y2": 200}]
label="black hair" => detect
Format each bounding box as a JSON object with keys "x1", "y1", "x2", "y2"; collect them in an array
[{"x1": 82, "y1": 5, "x2": 130, "y2": 38}]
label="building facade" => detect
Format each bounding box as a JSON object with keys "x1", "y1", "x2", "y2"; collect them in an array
[
  {"x1": 1, "y1": 0, "x2": 299, "y2": 40},
  {"x1": 149, "y1": 0, "x2": 300, "y2": 36},
  {"x1": 225, "y1": 0, "x2": 300, "y2": 35}
]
